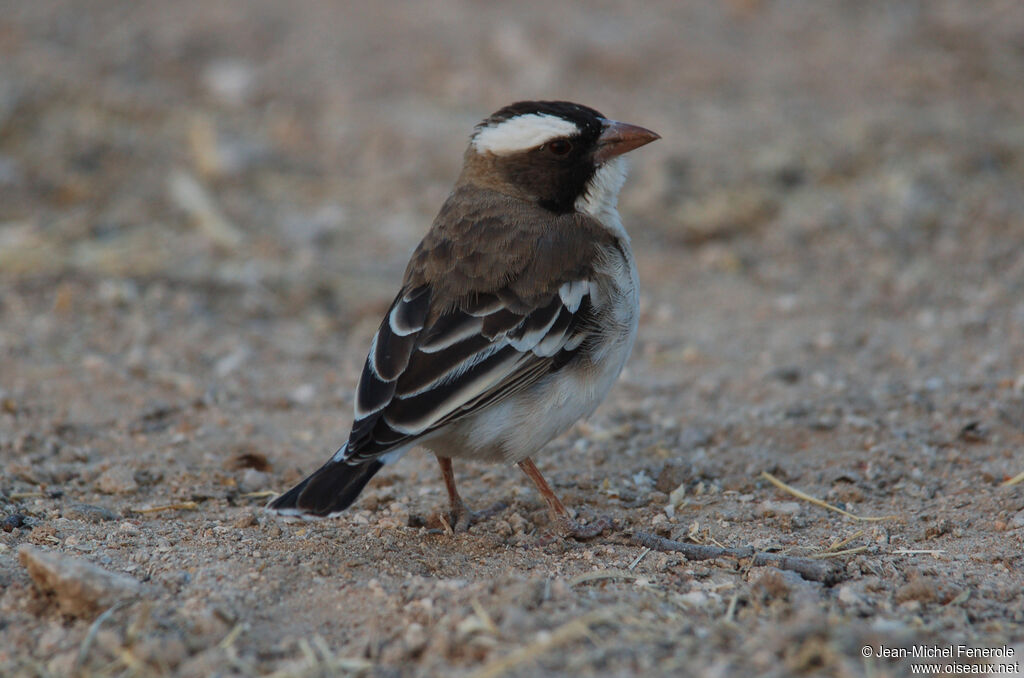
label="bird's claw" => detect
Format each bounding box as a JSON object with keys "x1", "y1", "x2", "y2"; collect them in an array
[
  {"x1": 449, "y1": 500, "x2": 508, "y2": 533},
  {"x1": 534, "y1": 514, "x2": 613, "y2": 546}
]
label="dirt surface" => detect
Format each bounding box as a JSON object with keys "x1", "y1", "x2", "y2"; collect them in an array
[{"x1": 2, "y1": 1, "x2": 1024, "y2": 676}]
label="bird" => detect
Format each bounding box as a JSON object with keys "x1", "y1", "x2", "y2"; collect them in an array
[{"x1": 268, "y1": 100, "x2": 659, "y2": 539}]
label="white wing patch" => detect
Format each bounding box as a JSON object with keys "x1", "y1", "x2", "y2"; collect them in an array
[
  {"x1": 472, "y1": 113, "x2": 580, "y2": 155},
  {"x1": 559, "y1": 280, "x2": 589, "y2": 313}
]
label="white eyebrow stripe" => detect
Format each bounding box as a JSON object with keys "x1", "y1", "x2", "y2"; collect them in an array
[{"x1": 472, "y1": 113, "x2": 580, "y2": 154}]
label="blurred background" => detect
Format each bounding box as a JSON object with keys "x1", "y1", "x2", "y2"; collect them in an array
[
  {"x1": 3, "y1": 1, "x2": 1022, "y2": 298},
  {"x1": 3, "y1": 0, "x2": 1024, "y2": 417},
  {"x1": 2, "y1": 1, "x2": 1024, "y2": 676}
]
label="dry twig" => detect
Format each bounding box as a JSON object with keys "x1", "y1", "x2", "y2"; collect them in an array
[
  {"x1": 760, "y1": 472, "x2": 898, "y2": 522},
  {"x1": 131, "y1": 502, "x2": 199, "y2": 514},
  {"x1": 810, "y1": 545, "x2": 869, "y2": 559},
  {"x1": 168, "y1": 170, "x2": 244, "y2": 250},
  {"x1": 9, "y1": 492, "x2": 45, "y2": 500},
  {"x1": 569, "y1": 570, "x2": 643, "y2": 587},
  {"x1": 240, "y1": 490, "x2": 278, "y2": 499},
  {"x1": 627, "y1": 547, "x2": 652, "y2": 571},
  {"x1": 1001, "y1": 471, "x2": 1024, "y2": 488},
  {"x1": 892, "y1": 549, "x2": 945, "y2": 556},
  {"x1": 632, "y1": 531, "x2": 844, "y2": 585},
  {"x1": 823, "y1": 530, "x2": 865, "y2": 552},
  {"x1": 74, "y1": 601, "x2": 128, "y2": 676}
]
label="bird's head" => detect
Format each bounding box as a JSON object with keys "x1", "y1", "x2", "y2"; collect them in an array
[{"x1": 462, "y1": 101, "x2": 659, "y2": 216}]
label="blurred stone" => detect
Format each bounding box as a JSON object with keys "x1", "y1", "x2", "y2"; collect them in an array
[
  {"x1": 232, "y1": 511, "x2": 259, "y2": 528},
  {"x1": 957, "y1": 421, "x2": 987, "y2": 443},
  {"x1": 63, "y1": 503, "x2": 118, "y2": 523},
  {"x1": 179, "y1": 597, "x2": 232, "y2": 641},
  {"x1": 133, "y1": 634, "x2": 188, "y2": 669},
  {"x1": 96, "y1": 279, "x2": 140, "y2": 306},
  {"x1": 202, "y1": 59, "x2": 256, "y2": 106},
  {"x1": 403, "y1": 622, "x2": 428, "y2": 657},
  {"x1": 96, "y1": 466, "x2": 139, "y2": 494},
  {"x1": 46, "y1": 650, "x2": 78, "y2": 677},
  {"x1": 769, "y1": 366, "x2": 802, "y2": 384},
  {"x1": 2, "y1": 513, "x2": 28, "y2": 532},
  {"x1": 176, "y1": 648, "x2": 224, "y2": 678},
  {"x1": 214, "y1": 347, "x2": 249, "y2": 377},
  {"x1": 678, "y1": 590, "x2": 713, "y2": 608},
  {"x1": 35, "y1": 620, "x2": 68, "y2": 655},
  {"x1": 757, "y1": 501, "x2": 801, "y2": 517},
  {"x1": 679, "y1": 426, "x2": 713, "y2": 449},
  {"x1": 655, "y1": 462, "x2": 690, "y2": 494},
  {"x1": 838, "y1": 584, "x2": 864, "y2": 605},
  {"x1": 289, "y1": 383, "x2": 317, "y2": 405},
  {"x1": 668, "y1": 482, "x2": 687, "y2": 509},
  {"x1": 19, "y1": 545, "x2": 142, "y2": 618},
  {"x1": 1010, "y1": 510, "x2": 1024, "y2": 529},
  {"x1": 225, "y1": 449, "x2": 271, "y2": 472},
  {"x1": 238, "y1": 469, "x2": 269, "y2": 493},
  {"x1": 751, "y1": 568, "x2": 792, "y2": 601},
  {"x1": 894, "y1": 576, "x2": 939, "y2": 605}
]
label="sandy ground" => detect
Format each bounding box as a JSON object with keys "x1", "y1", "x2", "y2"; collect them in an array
[{"x1": 2, "y1": 1, "x2": 1024, "y2": 676}]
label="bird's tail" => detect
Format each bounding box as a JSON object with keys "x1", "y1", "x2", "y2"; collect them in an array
[{"x1": 266, "y1": 459, "x2": 383, "y2": 517}]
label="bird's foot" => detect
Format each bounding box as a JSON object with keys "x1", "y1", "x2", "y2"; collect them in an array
[
  {"x1": 563, "y1": 514, "x2": 613, "y2": 540},
  {"x1": 448, "y1": 500, "x2": 508, "y2": 533},
  {"x1": 535, "y1": 514, "x2": 613, "y2": 546}
]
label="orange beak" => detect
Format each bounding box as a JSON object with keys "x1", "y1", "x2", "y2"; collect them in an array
[{"x1": 594, "y1": 119, "x2": 660, "y2": 163}]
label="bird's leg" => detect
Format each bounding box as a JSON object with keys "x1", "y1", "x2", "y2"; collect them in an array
[
  {"x1": 436, "y1": 455, "x2": 471, "y2": 531},
  {"x1": 435, "y1": 455, "x2": 505, "y2": 532},
  {"x1": 517, "y1": 457, "x2": 611, "y2": 541}
]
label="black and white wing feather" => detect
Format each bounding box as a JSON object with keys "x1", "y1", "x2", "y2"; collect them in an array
[{"x1": 341, "y1": 279, "x2": 596, "y2": 464}]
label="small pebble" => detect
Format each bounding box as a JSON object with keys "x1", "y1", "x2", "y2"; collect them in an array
[
  {"x1": 3, "y1": 513, "x2": 28, "y2": 532},
  {"x1": 232, "y1": 511, "x2": 259, "y2": 528}
]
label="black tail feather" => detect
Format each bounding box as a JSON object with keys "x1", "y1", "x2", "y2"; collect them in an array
[{"x1": 267, "y1": 459, "x2": 384, "y2": 517}]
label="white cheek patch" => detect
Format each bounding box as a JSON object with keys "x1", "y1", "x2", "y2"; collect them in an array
[{"x1": 472, "y1": 113, "x2": 580, "y2": 155}]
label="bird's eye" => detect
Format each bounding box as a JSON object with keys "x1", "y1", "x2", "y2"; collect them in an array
[{"x1": 546, "y1": 139, "x2": 573, "y2": 156}]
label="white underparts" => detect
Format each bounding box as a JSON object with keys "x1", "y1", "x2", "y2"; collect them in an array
[{"x1": 472, "y1": 114, "x2": 580, "y2": 155}]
